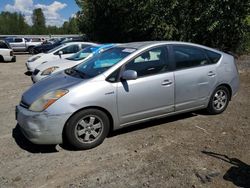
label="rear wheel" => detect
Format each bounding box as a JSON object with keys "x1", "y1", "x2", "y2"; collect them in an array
[
  {"x1": 28, "y1": 47, "x2": 34, "y2": 54},
  {"x1": 64, "y1": 109, "x2": 110, "y2": 150},
  {"x1": 0, "y1": 55, "x2": 4, "y2": 62},
  {"x1": 207, "y1": 86, "x2": 230, "y2": 114}
]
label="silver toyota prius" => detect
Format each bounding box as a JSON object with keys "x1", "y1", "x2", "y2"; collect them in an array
[{"x1": 16, "y1": 41, "x2": 240, "y2": 150}]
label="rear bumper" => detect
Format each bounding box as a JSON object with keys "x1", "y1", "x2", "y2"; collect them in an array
[
  {"x1": 3, "y1": 55, "x2": 16, "y2": 62},
  {"x1": 11, "y1": 56, "x2": 16, "y2": 62},
  {"x1": 16, "y1": 105, "x2": 72, "y2": 145},
  {"x1": 31, "y1": 74, "x2": 46, "y2": 83}
]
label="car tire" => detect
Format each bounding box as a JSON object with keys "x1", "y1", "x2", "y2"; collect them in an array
[
  {"x1": 207, "y1": 86, "x2": 230, "y2": 115},
  {"x1": 0, "y1": 55, "x2": 4, "y2": 62},
  {"x1": 64, "y1": 109, "x2": 110, "y2": 150},
  {"x1": 28, "y1": 47, "x2": 34, "y2": 54}
]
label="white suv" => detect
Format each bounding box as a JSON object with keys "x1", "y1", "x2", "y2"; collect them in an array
[{"x1": 0, "y1": 40, "x2": 16, "y2": 62}]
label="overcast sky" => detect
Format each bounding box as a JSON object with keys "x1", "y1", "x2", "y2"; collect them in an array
[{"x1": 0, "y1": 0, "x2": 80, "y2": 26}]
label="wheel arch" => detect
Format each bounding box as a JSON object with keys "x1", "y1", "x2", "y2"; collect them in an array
[
  {"x1": 62, "y1": 106, "x2": 114, "y2": 139},
  {"x1": 216, "y1": 83, "x2": 232, "y2": 100},
  {"x1": 0, "y1": 55, "x2": 4, "y2": 61},
  {"x1": 28, "y1": 45, "x2": 35, "y2": 49}
]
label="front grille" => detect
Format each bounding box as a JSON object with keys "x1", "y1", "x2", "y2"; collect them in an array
[{"x1": 33, "y1": 69, "x2": 40, "y2": 76}]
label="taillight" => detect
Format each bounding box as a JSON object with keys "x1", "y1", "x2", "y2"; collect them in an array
[
  {"x1": 10, "y1": 51, "x2": 13, "y2": 56},
  {"x1": 234, "y1": 58, "x2": 239, "y2": 73}
]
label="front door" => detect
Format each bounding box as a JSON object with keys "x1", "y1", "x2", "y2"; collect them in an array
[{"x1": 117, "y1": 46, "x2": 175, "y2": 125}]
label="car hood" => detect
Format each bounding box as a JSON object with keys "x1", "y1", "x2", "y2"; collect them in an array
[
  {"x1": 27, "y1": 53, "x2": 45, "y2": 62},
  {"x1": 36, "y1": 59, "x2": 72, "y2": 71},
  {"x1": 22, "y1": 71, "x2": 83, "y2": 106}
]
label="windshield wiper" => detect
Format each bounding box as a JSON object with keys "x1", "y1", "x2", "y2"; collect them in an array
[{"x1": 73, "y1": 69, "x2": 86, "y2": 78}]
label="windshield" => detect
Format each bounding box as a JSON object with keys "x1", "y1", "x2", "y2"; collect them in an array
[
  {"x1": 66, "y1": 46, "x2": 95, "y2": 61},
  {"x1": 69, "y1": 47, "x2": 136, "y2": 79},
  {"x1": 46, "y1": 43, "x2": 66, "y2": 53}
]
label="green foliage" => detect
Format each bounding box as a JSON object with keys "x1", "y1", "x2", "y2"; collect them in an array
[
  {"x1": 0, "y1": 12, "x2": 29, "y2": 34},
  {"x1": 62, "y1": 17, "x2": 80, "y2": 34},
  {"x1": 32, "y1": 8, "x2": 46, "y2": 34},
  {"x1": 0, "y1": 10, "x2": 80, "y2": 35},
  {"x1": 76, "y1": 0, "x2": 250, "y2": 52}
]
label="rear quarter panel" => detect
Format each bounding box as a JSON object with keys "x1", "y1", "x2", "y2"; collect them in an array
[{"x1": 215, "y1": 53, "x2": 239, "y2": 97}]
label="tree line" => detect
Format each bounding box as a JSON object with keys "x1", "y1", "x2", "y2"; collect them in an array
[
  {"x1": 76, "y1": 0, "x2": 250, "y2": 53},
  {"x1": 0, "y1": 8, "x2": 79, "y2": 35},
  {"x1": 0, "y1": 1, "x2": 249, "y2": 52}
]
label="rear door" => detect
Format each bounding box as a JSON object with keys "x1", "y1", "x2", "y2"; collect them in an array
[
  {"x1": 117, "y1": 46, "x2": 175, "y2": 125},
  {"x1": 171, "y1": 44, "x2": 217, "y2": 111}
]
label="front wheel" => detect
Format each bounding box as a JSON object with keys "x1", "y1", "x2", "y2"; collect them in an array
[
  {"x1": 64, "y1": 109, "x2": 110, "y2": 150},
  {"x1": 207, "y1": 86, "x2": 230, "y2": 115}
]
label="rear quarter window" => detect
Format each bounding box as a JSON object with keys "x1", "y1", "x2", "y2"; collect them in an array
[{"x1": 205, "y1": 50, "x2": 221, "y2": 64}]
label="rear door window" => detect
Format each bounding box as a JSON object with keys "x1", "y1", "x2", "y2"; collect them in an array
[
  {"x1": 81, "y1": 44, "x2": 90, "y2": 49},
  {"x1": 173, "y1": 45, "x2": 209, "y2": 70},
  {"x1": 61, "y1": 44, "x2": 80, "y2": 54}
]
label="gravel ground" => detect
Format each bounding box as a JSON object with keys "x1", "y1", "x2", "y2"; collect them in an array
[{"x1": 0, "y1": 54, "x2": 249, "y2": 188}]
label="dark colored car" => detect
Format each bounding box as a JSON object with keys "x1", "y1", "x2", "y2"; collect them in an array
[
  {"x1": 33, "y1": 38, "x2": 65, "y2": 54},
  {"x1": 33, "y1": 36, "x2": 89, "y2": 54}
]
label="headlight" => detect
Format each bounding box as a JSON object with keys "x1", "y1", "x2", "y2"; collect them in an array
[
  {"x1": 41, "y1": 66, "x2": 59, "y2": 75},
  {"x1": 28, "y1": 56, "x2": 41, "y2": 62},
  {"x1": 29, "y1": 90, "x2": 68, "y2": 112}
]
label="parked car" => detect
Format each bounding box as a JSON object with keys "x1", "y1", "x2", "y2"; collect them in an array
[
  {"x1": 4, "y1": 37, "x2": 42, "y2": 53},
  {"x1": 33, "y1": 37, "x2": 87, "y2": 54},
  {"x1": 26, "y1": 42, "x2": 96, "y2": 72},
  {"x1": 16, "y1": 41, "x2": 239, "y2": 150},
  {"x1": 0, "y1": 40, "x2": 16, "y2": 62},
  {"x1": 5, "y1": 37, "x2": 27, "y2": 52},
  {"x1": 32, "y1": 44, "x2": 114, "y2": 83},
  {"x1": 33, "y1": 38, "x2": 65, "y2": 54},
  {"x1": 25, "y1": 38, "x2": 44, "y2": 54}
]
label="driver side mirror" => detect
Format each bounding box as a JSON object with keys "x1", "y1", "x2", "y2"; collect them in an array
[
  {"x1": 121, "y1": 70, "x2": 137, "y2": 80},
  {"x1": 58, "y1": 50, "x2": 63, "y2": 58}
]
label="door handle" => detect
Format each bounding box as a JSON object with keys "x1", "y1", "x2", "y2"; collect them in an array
[
  {"x1": 208, "y1": 71, "x2": 216, "y2": 77},
  {"x1": 162, "y1": 80, "x2": 172, "y2": 86}
]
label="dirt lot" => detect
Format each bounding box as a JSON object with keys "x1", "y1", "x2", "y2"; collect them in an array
[{"x1": 0, "y1": 54, "x2": 249, "y2": 188}]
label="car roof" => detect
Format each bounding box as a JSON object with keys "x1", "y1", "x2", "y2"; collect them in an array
[
  {"x1": 63, "y1": 41, "x2": 96, "y2": 46},
  {"x1": 116, "y1": 41, "x2": 222, "y2": 53}
]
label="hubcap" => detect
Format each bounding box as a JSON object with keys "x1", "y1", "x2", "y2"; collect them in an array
[
  {"x1": 74, "y1": 115, "x2": 103, "y2": 143},
  {"x1": 213, "y1": 90, "x2": 227, "y2": 111}
]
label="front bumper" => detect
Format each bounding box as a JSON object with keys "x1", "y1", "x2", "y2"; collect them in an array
[
  {"x1": 31, "y1": 73, "x2": 45, "y2": 83},
  {"x1": 26, "y1": 62, "x2": 35, "y2": 72},
  {"x1": 16, "y1": 105, "x2": 72, "y2": 145}
]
